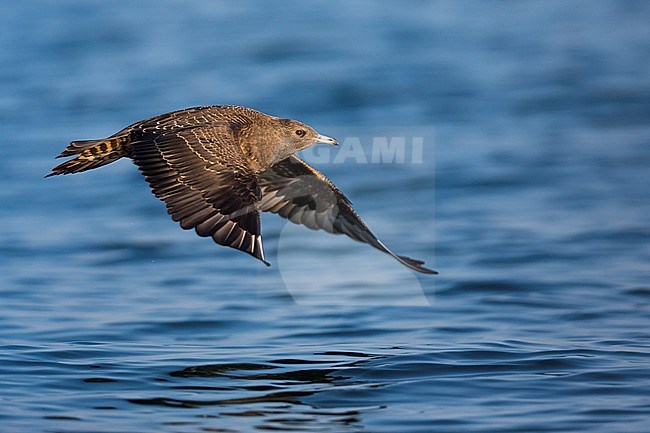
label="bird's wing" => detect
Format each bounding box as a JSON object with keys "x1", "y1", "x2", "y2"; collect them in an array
[
  {"x1": 258, "y1": 155, "x2": 436, "y2": 274},
  {"x1": 130, "y1": 124, "x2": 268, "y2": 264}
]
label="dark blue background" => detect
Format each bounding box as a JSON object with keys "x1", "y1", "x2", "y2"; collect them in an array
[{"x1": 1, "y1": 1, "x2": 649, "y2": 432}]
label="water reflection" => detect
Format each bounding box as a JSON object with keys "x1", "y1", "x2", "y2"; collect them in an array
[{"x1": 128, "y1": 352, "x2": 385, "y2": 431}]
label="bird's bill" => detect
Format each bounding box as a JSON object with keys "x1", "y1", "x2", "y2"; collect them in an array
[{"x1": 316, "y1": 134, "x2": 339, "y2": 146}]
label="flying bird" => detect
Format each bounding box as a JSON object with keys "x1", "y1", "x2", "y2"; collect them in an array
[{"x1": 47, "y1": 105, "x2": 436, "y2": 274}]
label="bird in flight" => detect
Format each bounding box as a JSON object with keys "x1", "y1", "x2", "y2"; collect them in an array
[{"x1": 47, "y1": 105, "x2": 436, "y2": 274}]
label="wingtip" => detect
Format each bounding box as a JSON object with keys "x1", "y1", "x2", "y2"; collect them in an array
[
  {"x1": 396, "y1": 254, "x2": 438, "y2": 275},
  {"x1": 421, "y1": 267, "x2": 439, "y2": 275},
  {"x1": 409, "y1": 262, "x2": 439, "y2": 275},
  {"x1": 254, "y1": 235, "x2": 271, "y2": 267}
]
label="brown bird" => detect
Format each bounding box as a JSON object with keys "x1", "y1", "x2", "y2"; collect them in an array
[{"x1": 47, "y1": 105, "x2": 436, "y2": 274}]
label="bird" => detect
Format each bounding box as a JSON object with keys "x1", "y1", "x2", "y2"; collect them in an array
[{"x1": 47, "y1": 105, "x2": 436, "y2": 274}]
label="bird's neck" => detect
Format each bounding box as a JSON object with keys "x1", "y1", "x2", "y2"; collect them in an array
[{"x1": 238, "y1": 125, "x2": 294, "y2": 173}]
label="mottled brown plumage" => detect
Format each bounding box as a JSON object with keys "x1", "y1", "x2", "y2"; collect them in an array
[{"x1": 48, "y1": 105, "x2": 436, "y2": 274}]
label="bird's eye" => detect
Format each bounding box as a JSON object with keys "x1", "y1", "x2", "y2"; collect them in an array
[{"x1": 295, "y1": 129, "x2": 305, "y2": 137}]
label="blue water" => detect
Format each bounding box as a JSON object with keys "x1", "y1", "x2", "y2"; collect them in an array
[{"x1": 2, "y1": 1, "x2": 649, "y2": 432}]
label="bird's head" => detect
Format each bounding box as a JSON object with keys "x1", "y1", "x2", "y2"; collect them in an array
[
  {"x1": 241, "y1": 112, "x2": 340, "y2": 172},
  {"x1": 275, "y1": 118, "x2": 339, "y2": 155}
]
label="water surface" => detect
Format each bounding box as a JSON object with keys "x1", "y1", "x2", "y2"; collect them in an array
[{"x1": 1, "y1": 1, "x2": 649, "y2": 432}]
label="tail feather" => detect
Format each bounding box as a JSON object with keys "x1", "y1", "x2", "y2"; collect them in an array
[
  {"x1": 56, "y1": 139, "x2": 106, "y2": 158},
  {"x1": 47, "y1": 137, "x2": 128, "y2": 177}
]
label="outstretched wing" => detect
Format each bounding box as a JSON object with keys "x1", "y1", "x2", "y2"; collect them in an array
[
  {"x1": 258, "y1": 155, "x2": 436, "y2": 274},
  {"x1": 131, "y1": 124, "x2": 268, "y2": 264}
]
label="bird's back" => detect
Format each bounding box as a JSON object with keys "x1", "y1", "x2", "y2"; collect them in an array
[{"x1": 113, "y1": 105, "x2": 262, "y2": 141}]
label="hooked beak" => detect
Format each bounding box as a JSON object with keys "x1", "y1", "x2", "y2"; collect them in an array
[{"x1": 316, "y1": 134, "x2": 339, "y2": 146}]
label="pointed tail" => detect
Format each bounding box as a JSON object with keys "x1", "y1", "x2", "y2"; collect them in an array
[{"x1": 46, "y1": 137, "x2": 128, "y2": 177}]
